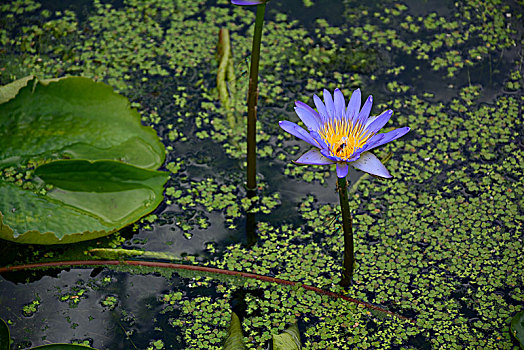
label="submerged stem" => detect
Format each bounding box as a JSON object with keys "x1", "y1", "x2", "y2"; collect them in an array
[
  {"x1": 246, "y1": 3, "x2": 266, "y2": 191},
  {"x1": 217, "y1": 28, "x2": 235, "y2": 115},
  {"x1": 337, "y1": 176, "x2": 354, "y2": 287},
  {"x1": 0, "y1": 259, "x2": 414, "y2": 323}
]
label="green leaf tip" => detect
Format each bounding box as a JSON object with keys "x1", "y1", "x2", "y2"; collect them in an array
[
  {"x1": 272, "y1": 323, "x2": 301, "y2": 350},
  {"x1": 223, "y1": 312, "x2": 247, "y2": 350}
]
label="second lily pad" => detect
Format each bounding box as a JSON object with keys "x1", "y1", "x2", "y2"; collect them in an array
[{"x1": 0, "y1": 160, "x2": 168, "y2": 244}]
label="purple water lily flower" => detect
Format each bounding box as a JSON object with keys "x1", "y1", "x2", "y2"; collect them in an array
[
  {"x1": 279, "y1": 88, "x2": 410, "y2": 178},
  {"x1": 231, "y1": 0, "x2": 266, "y2": 5}
]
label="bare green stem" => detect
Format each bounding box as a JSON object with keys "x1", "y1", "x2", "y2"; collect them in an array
[
  {"x1": 246, "y1": 3, "x2": 266, "y2": 191},
  {"x1": 337, "y1": 176, "x2": 354, "y2": 287}
]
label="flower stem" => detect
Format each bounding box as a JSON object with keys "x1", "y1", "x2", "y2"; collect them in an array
[
  {"x1": 246, "y1": 3, "x2": 266, "y2": 191},
  {"x1": 0, "y1": 260, "x2": 414, "y2": 323},
  {"x1": 337, "y1": 176, "x2": 354, "y2": 287}
]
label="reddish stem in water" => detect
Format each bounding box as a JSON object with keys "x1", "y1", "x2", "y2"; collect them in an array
[{"x1": 0, "y1": 259, "x2": 414, "y2": 323}]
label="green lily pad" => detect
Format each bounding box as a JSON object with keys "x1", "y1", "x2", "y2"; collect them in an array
[
  {"x1": 511, "y1": 310, "x2": 524, "y2": 349},
  {"x1": 0, "y1": 76, "x2": 164, "y2": 169},
  {"x1": 0, "y1": 77, "x2": 169, "y2": 244}
]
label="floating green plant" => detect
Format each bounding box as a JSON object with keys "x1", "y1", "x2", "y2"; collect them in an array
[
  {"x1": 22, "y1": 297, "x2": 40, "y2": 317},
  {"x1": 88, "y1": 248, "x2": 182, "y2": 261}
]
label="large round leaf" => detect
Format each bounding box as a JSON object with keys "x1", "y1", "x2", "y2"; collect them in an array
[
  {"x1": 0, "y1": 76, "x2": 164, "y2": 169},
  {"x1": 0, "y1": 77, "x2": 169, "y2": 244}
]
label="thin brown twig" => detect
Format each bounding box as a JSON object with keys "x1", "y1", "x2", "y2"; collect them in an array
[{"x1": 0, "y1": 260, "x2": 416, "y2": 324}]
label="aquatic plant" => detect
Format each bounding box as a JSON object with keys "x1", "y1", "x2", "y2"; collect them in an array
[
  {"x1": 280, "y1": 88, "x2": 409, "y2": 285},
  {"x1": 280, "y1": 88, "x2": 409, "y2": 178}
]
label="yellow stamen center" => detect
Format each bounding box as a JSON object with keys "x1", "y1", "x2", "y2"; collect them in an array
[{"x1": 318, "y1": 119, "x2": 371, "y2": 160}]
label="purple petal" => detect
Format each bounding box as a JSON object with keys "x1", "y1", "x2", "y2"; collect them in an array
[
  {"x1": 346, "y1": 89, "x2": 361, "y2": 123},
  {"x1": 295, "y1": 149, "x2": 334, "y2": 165},
  {"x1": 365, "y1": 127, "x2": 410, "y2": 152},
  {"x1": 279, "y1": 120, "x2": 319, "y2": 148},
  {"x1": 336, "y1": 163, "x2": 349, "y2": 178},
  {"x1": 295, "y1": 104, "x2": 321, "y2": 131},
  {"x1": 310, "y1": 131, "x2": 329, "y2": 150},
  {"x1": 364, "y1": 115, "x2": 378, "y2": 129},
  {"x1": 320, "y1": 148, "x2": 341, "y2": 162},
  {"x1": 323, "y1": 89, "x2": 335, "y2": 119},
  {"x1": 351, "y1": 152, "x2": 392, "y2": 178},
  {"x1": 313, "y1": 94, "x2": 328, "y2": 123},
  {"x1": 296, "y1": 101, "x2": 321, "y2": 124},
  {"x1": 364, "y1": 109, "x2": 393, "y2": 135},
  {"x1": 356, "y1": 95, "x2": 373, "y2": 126},
  {"x1": 231, "y1": 0, "x2": 264, "y2": 5},
  {"x1": 348, "y1": 151, "x2": 362, "y2": 162},
  {"x1": 334, "y1": 88, "x2": 346, "y2": 120}
]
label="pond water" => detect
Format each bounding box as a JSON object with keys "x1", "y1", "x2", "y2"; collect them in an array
[{"x1": 0, "y1": 0, "x2": 523, "y2": 349}]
